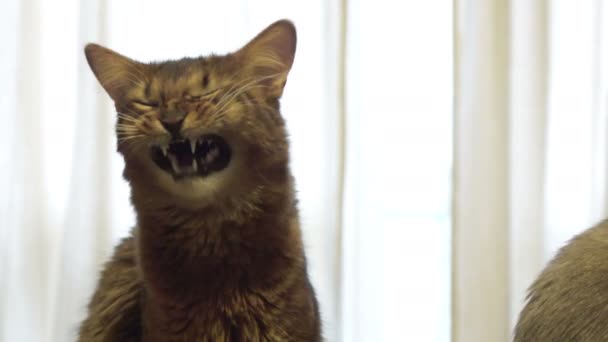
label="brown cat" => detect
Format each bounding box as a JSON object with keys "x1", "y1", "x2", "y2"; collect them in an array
[
  {"x1": 78, "y1": 20, "x2": 321, "y2": 341},
  {"x1": 514, "y1": 219, "x2": 608, "y2": 341}
]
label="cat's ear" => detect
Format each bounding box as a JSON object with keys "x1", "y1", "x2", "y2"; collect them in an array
[
  {"x1": 235, "y1": 20, "x2": 297, "y2": 98},
  {"x1": 84, "y1": 44, "x2": 146, "y2": 101}
]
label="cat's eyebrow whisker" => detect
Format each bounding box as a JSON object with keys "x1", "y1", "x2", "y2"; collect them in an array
[
  {"x1": 214, "y1": 73, "x2": 279, "y2": 110},
  {"x1": 117, "y1": 75, "x2": 145, "y2": 89},
  {"x1": 215, "y1": 83, "x2": 264, "y2": 113},
  {"x1": 114, "y1": 58, "x2": 150, "y2": 83},
  {"x1": 209, "y1": 109, "x2": 231, "y2": 122},
  {"x1": 215, "y1": 73, "x2": 279, "y2": 106},
  {"x1": 212, "y1": 73, "x2": 276, "y2": 108},
  {"x1": 240, "y1": 101, "x2": 277, "y2": 113},
  {"x1": 124, "y1": 71, "x2": 148, "y2": 85},
  {"x1": 214, "y1": 83, "x2": 271, "y2": 115},
  {"x1": 212, "y1": 76, "x2": 254, "y2": 107}
]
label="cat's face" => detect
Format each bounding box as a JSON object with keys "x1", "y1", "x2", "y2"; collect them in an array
[{"x1": 85, "y1": 20, "x2": 296, "y2": 208}]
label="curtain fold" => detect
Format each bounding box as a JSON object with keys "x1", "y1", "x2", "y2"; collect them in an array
[
  {"x1": 2, "y1": 0, "x2": 50, "y2": 340},
  {"x1": 508, "y1": 0, "x2": 548, "y2": 330},
  {"x1": 51, "y1": 0, "x2": 114, "y2": 339},
  {"x1": 452, "y1": 0, "x2": 510, "y2": 341}
]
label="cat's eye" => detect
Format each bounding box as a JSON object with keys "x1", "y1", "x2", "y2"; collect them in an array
[
  {"x1": 204, "y1": 88, "x2": 220, "y2": 97},
  {"x1": 183, "y1": 94, "x2": 202, "y2": 102},
  {"x1": 132, "y1": 100, "x2": 159, "y2": 108},
  {"x1": 185, "y1": 89, "x2": 220, "y2": 101}
]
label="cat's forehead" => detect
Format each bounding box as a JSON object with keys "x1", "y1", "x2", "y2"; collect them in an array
[{"x1": 144, "y1": 57, "x2": 234, "y2": 99}]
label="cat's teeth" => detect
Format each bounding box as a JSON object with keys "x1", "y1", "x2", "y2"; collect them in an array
[
  {"x1": 168, "y1": 154, "x2": 180, "y2": 174},
  {"x1": 205, "y1": 146, "x2": 219, "y2": 163},
  {"x1": 190, "y1": 139, "x2": 196, "y2": 154},
  {"x1": 192, "y1": 159, "x2": 198, "y2": 172},
  {"x1": 161, "y1": 145, "x2": 168, "y2": 157}
]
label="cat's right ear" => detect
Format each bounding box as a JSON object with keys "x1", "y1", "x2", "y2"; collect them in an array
[{"x1": 84, "y1": 44, "x2": 146, "y2": 101}]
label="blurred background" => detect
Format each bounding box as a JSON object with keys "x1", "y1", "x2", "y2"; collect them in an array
[{"x1": 1, "y1": 0, "x2": 607, "y2": 341}]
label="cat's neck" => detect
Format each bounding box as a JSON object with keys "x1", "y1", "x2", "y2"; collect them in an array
[{"x1": 132, "y1": 182, "x2": 302, "y2": 303}]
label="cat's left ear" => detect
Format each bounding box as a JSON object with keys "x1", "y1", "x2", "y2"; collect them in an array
[
  {"x1": 235, "y1": 20, "x2": 297, "y2": 98},
  {"x1": 84, "y1": 44, "x2": 146, "y2": 102}
]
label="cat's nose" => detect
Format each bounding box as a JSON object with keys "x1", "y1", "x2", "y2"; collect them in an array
[{"x1": 160, "y1": 111, "x2": 185, "y2": 138}]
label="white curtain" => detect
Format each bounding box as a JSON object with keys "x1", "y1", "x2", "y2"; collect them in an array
[
  {"x1": 343, "y1": 0, "x2": 452, "y2": 341},
  {"x1": 453, "y1": 0, "x2": 608, "y2": 341}
]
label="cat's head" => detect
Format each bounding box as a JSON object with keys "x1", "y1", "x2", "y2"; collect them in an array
[{"x1": 85, "y1": 20, "x2": 296, "y2": 210}]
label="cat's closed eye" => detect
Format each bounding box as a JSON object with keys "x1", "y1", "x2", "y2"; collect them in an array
[
  {"x1": 132, "y1": 100, "x2": 158, "y2": 109},
  {"x1": 185, "y1": 89, "x2": 220, "y2": 101},
  {"x1": 183, "y1": 94, "x2": 202, "y2": 102}
]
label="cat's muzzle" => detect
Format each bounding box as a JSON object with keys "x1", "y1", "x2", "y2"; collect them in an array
[{"x1": 150, "y1": 134, "x2": 231, "y2": 180}]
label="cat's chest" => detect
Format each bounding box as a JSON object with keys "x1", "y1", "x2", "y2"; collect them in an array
[{"x1": 144, "y1": 293, "x2": 288, "y2": 342}]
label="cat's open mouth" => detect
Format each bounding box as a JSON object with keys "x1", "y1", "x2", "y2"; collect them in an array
[{"x1": 150, "y1": 134, "x2": 231, "y2": 179}]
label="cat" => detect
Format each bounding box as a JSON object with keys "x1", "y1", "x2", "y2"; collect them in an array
[
  {"x1": 78, "y1": 20, "x2": 322, "y2": 341},
  {"x1": 514, "y1": 219, "x2": 608, "y2": 341}
]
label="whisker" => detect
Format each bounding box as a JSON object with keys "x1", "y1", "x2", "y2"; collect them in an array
[
  {"x1": 116, "y1": 129, "x2": 141, "y2": 134},
  {"x1": 116, "y1": 124, "x2": 139, "y2": 130},
  {"x1": 211, "y1": 73, "x2": 274, "y2": 106},
  {"x1": 217, "y1": 73, "x2": 281, "y2": 106},
  {"x1": 117, "y1": 111, "x2": 136, "y2": 117},
  {"x1": 214, "y1": 83, "x2": 270, "y2": 116},
  {"x1": 112, "y1": 75, "x2": 145, "y2": 89},
  {"x1": 114, "y1": 59, "x2": 150, "y2": 83},
  {"x1": 210, "y1": 108, "x2": 230, "y2": 120},
  {"x1": 253, "y1": 50, "x2": 286, "y2": 69},
  {"x1": 215, "y1": 82, "x2": 264, "y2": 113},
  {"x1": 125, "y1": 70, "x2": 148, "y2": 84},
  {"x1": 117, "y1": 135, "x2": 145, "y2": 142},
  {"x1": 121, "y1": 107, "x2": 143, "y2": 118},
  {"x1": 117, "y1": 113, "x2": 139, "y2": 123},
  {"x1": 214, "y1": 73, "x2": 280, "y2": 110},
  {"x1": 211, "y1": 76, "x2": 253, "y2": 107}
]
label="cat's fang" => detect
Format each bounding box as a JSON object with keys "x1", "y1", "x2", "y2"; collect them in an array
[
  {"x1": 168, "y1": 154, "x2": 180, "y2": 174},
  {"x1": 192, "y1": 159, "x2": 198, "y2": 172},
  {"x1": 161, "y1": 145, "x2": 168, "y2": 157},
  {"x1": 190, "y1": 139, "x2": 196, "y2": 154}
]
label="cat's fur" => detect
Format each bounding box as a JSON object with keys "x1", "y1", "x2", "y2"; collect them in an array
[
  {"x1": 78, "y1": 20, "x2": 321, "y2": 341},
  {"x1": 514, "y1": 219, "x2": 608, "y2": 341}
]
